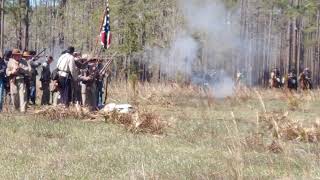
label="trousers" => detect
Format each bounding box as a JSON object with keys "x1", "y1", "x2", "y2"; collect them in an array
[
  {"x1": 41, "y1": 81, "x2": 51, "y2": 105},
  {"x1": 10, "y1": 79, "x2": 26, "y2": 112},
  {"x1": 58, "y1": 77, "x2": 72, "y2": 107},
  {"x1": 0, "y1": 79, "x2": 5, "y2": 111}
]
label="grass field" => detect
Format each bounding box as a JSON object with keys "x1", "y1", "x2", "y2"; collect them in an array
[{"x1": 1, "y1": 83, "x2": 320, "y2": 179}]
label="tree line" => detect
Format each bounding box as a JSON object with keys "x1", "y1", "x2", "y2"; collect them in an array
[{"x1": 0, "y1": 0, "x2": 319, "y2": 86}]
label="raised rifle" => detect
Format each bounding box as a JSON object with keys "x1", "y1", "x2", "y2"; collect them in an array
[
  {"x1": 99, "y1": 58, "x2": 113, "y2": 76},
  {"x1": 99, "y1": 52, "x2": 117, "y2": 76},
  {"x1": 32, "y1": 48, "x2": 47, "y2": 61}
]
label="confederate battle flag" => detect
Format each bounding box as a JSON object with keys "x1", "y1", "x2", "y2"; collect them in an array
[{"x1": 100, "y1": 3, "x2": 111, "y2": 49}]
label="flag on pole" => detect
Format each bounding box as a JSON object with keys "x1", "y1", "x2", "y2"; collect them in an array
[{"x1": 100, "y1": 3, "x2": 111, "y2": 49}]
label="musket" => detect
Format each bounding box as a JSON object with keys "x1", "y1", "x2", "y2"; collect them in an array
[
  {"x1": 99, "y1": 52, "x2": 117, "y2": 76},
  {"x1": 33, "y1": 48, "x2": 47, "y2": 60}
]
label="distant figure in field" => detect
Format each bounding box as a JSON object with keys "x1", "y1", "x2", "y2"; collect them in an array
[
  {"x1": 299, "y1": 68, "x2": 312, "y2": 90},
  {"x1": 236, "y1": 71, "x2": 246, "y2": 88},
  {"x1": 269, "y1": 68, "x2": 282, "y2": 88},
  {"x1": 287, "y1": 70, "x2": 298, "y2": 91}
]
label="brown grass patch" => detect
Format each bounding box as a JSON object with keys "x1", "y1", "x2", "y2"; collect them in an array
[
  {"x1": 259, "y1": 111, "x2": 320, "y2": 143},
  {"x1": 103, "y1": 109, "x2": 167, "y2": 135},
  {"x1": 34, "y1": 105, "x2": 97, "y2": 121}
]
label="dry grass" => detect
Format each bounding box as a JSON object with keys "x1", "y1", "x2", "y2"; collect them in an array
[
  {"x1": 102, "y1": 109, "x2": 167, "y2": 135},
  {"x1": 2, "y1": 83, "x2": 320, "y2": 178},
  {"x1": 33, "y1": 105, "x2": 97, "y2": 121},
  {"x1": 258, "y1": 111, "x2": 320, "y2": 143}
]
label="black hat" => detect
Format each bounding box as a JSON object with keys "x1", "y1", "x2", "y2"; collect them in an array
[
  {"x1": 67, "y1": 46, "x2": 75, "y2": 54},
  {"x1": 4, "y1": 49, "x2": 12, "y2": 59},
  {"x1": 61, "y1": 50, "x2": 67, "y2": 55},
  {"x1": 29, "y1": 50, "x2": 37, "y2": 56}
]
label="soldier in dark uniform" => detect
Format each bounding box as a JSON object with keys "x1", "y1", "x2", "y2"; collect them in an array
[
  {"x1": 0, "y1": 55, "x2": 7, "y2": 112},
  {"x1": 3, "y1": 50, "x2": 12, "y2": 106},
  {"x1": 73, "y1": 52, "x2": 85, "y2": 106},
  {"x1": 96, "y1": 59, "x2": 104, "y2": 107},
  {"x1": 23, "y1": 51, "x2": 41, "y2": 105},
  {"x1": 287, "y1": 69, "x2": 298, "y2": 90},
  {"x1": 40, "y1": 56, "x2": 54, "y2": 105}
]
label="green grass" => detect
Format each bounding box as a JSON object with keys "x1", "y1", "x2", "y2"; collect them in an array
[{"x1": 1, "y1": 86, "x2": 320, "y2": 179}]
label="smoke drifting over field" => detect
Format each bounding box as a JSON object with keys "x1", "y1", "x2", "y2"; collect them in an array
[
  {"x1": 150, "y1": 32, "x2": 199, "y2": 78},
  {"x1": 149, "y1": 0, "x2": 240, "y2": 98}
]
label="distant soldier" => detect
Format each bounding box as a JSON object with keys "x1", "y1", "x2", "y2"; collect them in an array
[
  {"x1": 269, "y1": 68, "x2": 282, "y2": 88},
  {"x1": 299, "y1": 68, "x2": 313, "y2": 90},
  {"x1": 236, "y1": 71, "x2": 246, "y2": 87},
  {"x1": 56, "y1": 46, "x2": 77, "y2": 107},
  {"x1": 23, "y1": 51, "x2": 41, "y2": 105},
  {"x1": 78, "y1": 58, "x2": 99, "y2": 111},
  {"x1": 3, "y1": 50, "x2": 12, "y2": 104},
  {"x1": 287, "y1": 70, "x2": 298, "y2": 91},
  {"x1": 0, "y1": 54, "x2": 7, "y2": 112},
  {"x1": 40, "y1": 56, "x2": 54, "y2": 105},
  {"x1": 6, "y1": 49, "x2": 31, "y2": 112}
]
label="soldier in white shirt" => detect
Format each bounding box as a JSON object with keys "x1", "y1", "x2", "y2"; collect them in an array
[{"x1": 56, "y1": 46, "x2": 77, "y2": 107}]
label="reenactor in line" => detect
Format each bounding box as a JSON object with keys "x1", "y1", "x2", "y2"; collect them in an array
[
  {"x1": 56, "y1": 46, "x2": 77, "y2": 107},
  {"x1": 73, "y1": 52, "x2": 84, "y2": 106},
  {"x1": 40, "y1": 56, "x2": 54, "y2": 105},
  {"x1": 96, "y1": 59, "x2": 105, "y2": 107},
  {"x1": 3, "y1": 50, "x2": 12, "y2": 104},
  {"x1": 23, "y1": 51, "x2": 41, "y2": 105},
  {"x1": 78, "y1": 56, "x2": 99, "y2": 111},
  {"x1": 6, "y1": 49, "x2": 31, "y2": 113},
  {"x1": 50, "y1": 66, "x2": 60, "y2": 106},
  {"x1": 0, "y1": 53, "x2": 7, "y2": 112}
]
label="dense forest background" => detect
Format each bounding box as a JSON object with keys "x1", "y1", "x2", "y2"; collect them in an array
[{"x1": 0, "y1": 0, "x2": 319, "y2": 86}]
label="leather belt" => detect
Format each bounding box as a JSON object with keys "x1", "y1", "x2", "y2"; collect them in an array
[
  {"x1": 58, "y1": 71, "x2": 69, "y2": 77},
  {"x1": 15, "y1": 76, "x2": 24, "y2": 80}
]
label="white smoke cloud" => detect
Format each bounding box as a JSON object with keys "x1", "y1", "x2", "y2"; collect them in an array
[
  {"x1": 147, "y1": 0, "x2": 242, "y2": 98},
  {"x1": 178, "y1": 0, "x2": 238, "y2": 97},
  {"x1": 151, "y1": 32, "x2": 198, "y2": 78}
]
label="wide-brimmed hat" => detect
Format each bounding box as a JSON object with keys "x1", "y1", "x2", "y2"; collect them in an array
[
  {"x1": 12, "y1": 49, "x2": 22, "y2": 55},
  {"x1": 22, "y1": 51, "x2": 33, "y2": 57}
]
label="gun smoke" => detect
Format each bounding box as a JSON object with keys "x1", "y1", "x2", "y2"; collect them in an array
[{"x1": 148, "y1": 0, "x2": 242, "y2": 98}]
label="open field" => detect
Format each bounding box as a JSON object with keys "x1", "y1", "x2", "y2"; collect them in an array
[{"x1": 1, "y1": 83, "x2": 320, "y2": 179}]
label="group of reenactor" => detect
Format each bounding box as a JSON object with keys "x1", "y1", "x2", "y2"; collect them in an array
[
  {"x1": 0, "y1": 49, "x2": 54, "y2": 112},
  {"x1": 235, "y1": 67, "x2": 313, "y2": 91},
  {"x1": 269, "y1": 68, "x2": 313, "y2": 90},
  {"x1": 54, "y1": 46, "x2": 106, "y2": 111},
  {"x1": 0, "y1": 46, "x2": 107, "y2": 113}
]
